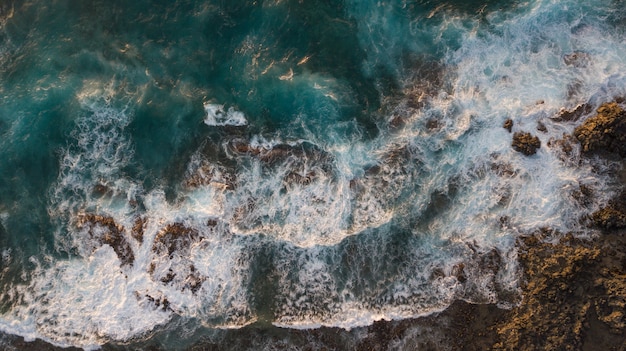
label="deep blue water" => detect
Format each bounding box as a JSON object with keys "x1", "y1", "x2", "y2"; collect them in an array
[{"x1": 1, "y1": 0, "x2": 626, "y2": 349}]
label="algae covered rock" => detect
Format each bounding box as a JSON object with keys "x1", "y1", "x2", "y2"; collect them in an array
[
  {"x1": 512, "y1": 132, "x2": 541, "y2": 156},
  {"x1": 574, "y1": 102, "x2": 626, "y2": 156}
]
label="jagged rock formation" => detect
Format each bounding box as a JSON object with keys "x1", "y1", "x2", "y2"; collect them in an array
[
  {"x1": 574, "y1": 102, "x2": 626, "y2": 156},
  {"x1": 512, "y1": 131, "x2": 541, "y2": 155}
]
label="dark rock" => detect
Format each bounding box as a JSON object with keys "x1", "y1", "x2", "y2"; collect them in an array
[
  {"x1": 426, "y1": 119, "x2": 441, "y2": 130},
  {"x1": 184, "y1": 160, "x2": 236, "y2": 190},
  {"x1": 143, "y1": 293, "x2": 171, "y2": 312},
  {"x1": 574, "y1": 102, "x2": 626, "y2": 156},
  {"x1": 512, "y1": 132, "x2": 541, "y2": 156},
  {"x1": 131, "y1": 216, "x2": 146, "y2": 243},
  {"x1": 554, "y1": 103, "x2": 592, "y2": 122},
  {"x1": 152, "y1": 223, "x2": 199, "y2": 257},
  {"x1": 547, "y1": 133, "x2": 577, "y2": 159},
  {"x1": 77, "y1": 214, "x2": 135, "y2": 266},
  {"x1": 591, "y1": 191, "x2": 626, "y2": 230},
  {"x1": 452, "y1": 263, "x2": 467, "y2": 283},
  {"x1": 571, "y1": 184, "x2": 594, "y2": 207},
  {"x1": 503, "y1": 119, "x2": 513, "y2": 132}
]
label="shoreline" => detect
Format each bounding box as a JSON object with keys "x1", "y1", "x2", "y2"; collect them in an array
[{"x1": 4, "y1": 104, "x2": 626, "y2": 350}]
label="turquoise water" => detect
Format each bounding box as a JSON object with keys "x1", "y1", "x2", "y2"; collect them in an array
[{"x1": 1, "y1": 0, "x2": 626, "y2": 349}]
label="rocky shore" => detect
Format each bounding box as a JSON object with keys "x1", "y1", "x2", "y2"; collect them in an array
[{"x1": 4, "y1": 103, "x2": 626, "y2": 350}]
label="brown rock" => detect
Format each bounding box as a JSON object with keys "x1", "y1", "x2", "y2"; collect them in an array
[
  {"x1": 554, "y1": 103, "x2": 593, "y2": 122},
  {"x1": 574, "y1": 102, "x2": 626, "y2": 156},
  {"x1": 153, "y1": 223, "x2": 199, "y2": 257},
  {"x1": 77, "y1": 214, "x2": 135, "y2": 266},
  {"x1": 503, "y1": 119, "x2": 513, "y2": 133},
  {"x1": 131, "y1": 216, "x2": 146, "y2": 243},
  {"x1": 512, "y1": 132, "x2": 541, "y2": 156}
]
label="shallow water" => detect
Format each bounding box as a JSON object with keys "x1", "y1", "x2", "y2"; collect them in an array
[{"x1": 1, "y1": 0, "x2": 626, "y2": 349}]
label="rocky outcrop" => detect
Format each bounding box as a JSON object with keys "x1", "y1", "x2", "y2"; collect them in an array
[
  {"x1": 512, "y1": 132, "x2": 541, "y2": 155},
  {"x1": 152, "y1": 222, "x2": 199, "y2": 257},
  {"x1": 590, "y1": 191, "x2": 626, "y2": 230},
  {"x1": 492, "y1": 230, "x2": 626, "y2": 350},
  {"x1": 554, "y1": 103, "x2": 592, "y2": 122},
  {"x1": 574, "y1": 102, "x2": 626, "y2": 156},
  {"x1": 77, "y1": 214, "x2": 135, "y2": 266},
  {"x1": 493, "y1": 233, "x2": 600, "y2": 350}
]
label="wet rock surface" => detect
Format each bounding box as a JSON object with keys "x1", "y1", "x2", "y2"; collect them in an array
[
  {"x1": 574, "y1": 102, "x2": 626, "y2": 156},
  {"x1": 512, "y1": 131, "x2": 541, "y2": 155},
  {"x1": 503, "y1": 118, "x2": 513, "y2": 132},
  {"x1": 76, "y1": 214, "x2": 135, "y2": 267},
  {"x1": 152, "y1": 223, "x2": 199, "y2": 257},
  {"x1": 591, "y1": 191, "x2": 626, "y2": 230}
]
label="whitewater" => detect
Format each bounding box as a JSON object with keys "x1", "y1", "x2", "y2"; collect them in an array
[{"x1": 1, "y1": 0, "x2": 626, "y2": 349}]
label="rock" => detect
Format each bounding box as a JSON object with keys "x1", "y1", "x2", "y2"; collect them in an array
[
  {"x1": 227, "y1": 139, "x2": 335, "y2": 186},
  {"x1": 563, "y1": 51, "x2": 591, "y2": 68},
  {"x1": 571, "y1": 183, "x2": 594, "y2": 207},
  {"x1": 152, "y1": 223, "x2": 199, "y2": 257},
  {"x1": 503, "y1": 119, "x2": 513, "y2": 132},
  {"x1": 77, "y1": 214, "x2": 135, "y2": 266},
  {"x1": 131, "y1": 216, "x2": 146, "y2": 243},
  {"x1": 184, "y1": 160, "x2": 235, "y2": 190},
  {"x1": 591, "y1": 191, "x2": 626, "y2": 230},
  {"x1": 554, "y1": 103, "x2": 592, "y2": 122},
  {"x1": 574, "y1": 102, "x2": 626, "y2": 156},
  {"x1": 512, "y1": 132, "x2": 541, "y2": 156},
  {"x1": 547, "y1": 133, "x2": 577, "y2": 159}
]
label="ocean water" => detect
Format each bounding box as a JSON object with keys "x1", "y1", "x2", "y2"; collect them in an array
[{"x1": 1, "y1": 0, "x2": 626, "y2": 349}]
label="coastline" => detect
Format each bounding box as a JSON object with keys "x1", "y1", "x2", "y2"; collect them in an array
[{"x1": 4, "y1": 102, "x2": 626, "y2": 351}]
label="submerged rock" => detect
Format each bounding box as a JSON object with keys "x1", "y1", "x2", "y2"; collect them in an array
[
  {"x1": 184, "y1": 160, "x2": 236, "y2": 190},
  {"x1": 77, "y1": 214, "x2": 135, "y2": 266},
  {"x1": 131, "y1": 216, "x2": 146, "y2": 243},
  {"x1": 152, "y1": 222, "x2": 199, "y2": 257},
  {"x1": 574, "y1": 102, "x2": 626, "y2": 156},
  {"x1": 227, "y1": 139, "x2": 335, "y2": 186},
  {"x1": 511, "y1": 132, "x2": 541, "y2": 156}
]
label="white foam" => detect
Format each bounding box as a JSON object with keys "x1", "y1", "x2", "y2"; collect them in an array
[{"x1": 203, "y1": 103, "x2": 248, "y2": 126}]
